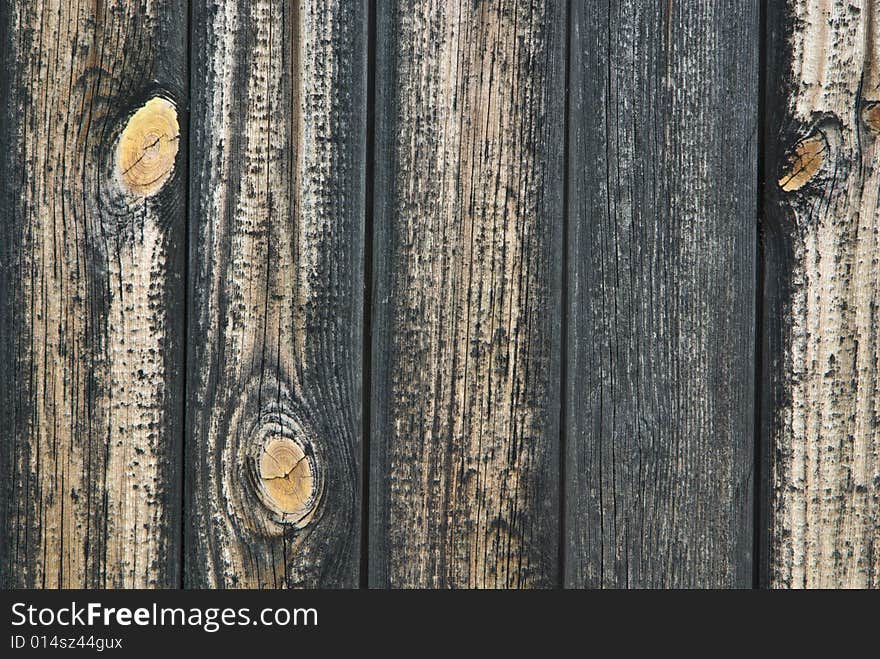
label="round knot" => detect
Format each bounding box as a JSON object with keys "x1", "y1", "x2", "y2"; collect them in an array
[
  {"x1": 258, "y1": 436, "x2": 316, "y2": 521},
  {"x1": 862, "y1": 101, "x2": 880, "y2": 133},
  {"x1": 778, "y1": 133, "x2": 827, "y2": 192},
  {"x1": 116, "y1": 97, "x2": 179, "y2": 196}
]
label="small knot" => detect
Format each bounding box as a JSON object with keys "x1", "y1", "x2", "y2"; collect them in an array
[
  {"x1": 862, "y1": 101, "x2": 880, "y2": 133},
  {"x1": 116, "y1": 97, "x2": 179, "y2": 196},
  {"x1": 258, "y1": 436, "x2": 316, "y2": 521},
  {"x1": 778, "y1": 132, "x2": 827, "y2": 192}
]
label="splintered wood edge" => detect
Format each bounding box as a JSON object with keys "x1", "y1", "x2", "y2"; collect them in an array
[{"x1": 116, "y1": 97, "x2": 179, "y2": 196}]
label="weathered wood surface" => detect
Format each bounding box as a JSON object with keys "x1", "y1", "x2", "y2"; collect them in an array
[
  {"x1": 369, "y1": 0, "x2": 565, "y2": 588},
  {"x1": 185, "y1": 0, "x2": 366, "y2": 587},
  {"x1": 0, "y1": 0, "x2": 186, "y2": 587},
  {"x1": 765, "y1": 0, "x2": 880, "y2": 588},
  {"x1": 4, "y1": 0, "x2": 879, "y2": 593},
  {"x1": 565, "y1": 0, "x2": 759, "y2": 588}
]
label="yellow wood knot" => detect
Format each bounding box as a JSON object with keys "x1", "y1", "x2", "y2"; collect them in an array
[
  {"x1": 258, "y1": 437, "x2": 316, "y2": 521},
  {"x1": 862, "y1": 102, "x2": 880, "y2": 133},
  {"x1": 778, "y1": 133, "x2": 826, "y2": 192},
  {"x1": 117, "y1": 97, "x2": 179, "y2": 196}
]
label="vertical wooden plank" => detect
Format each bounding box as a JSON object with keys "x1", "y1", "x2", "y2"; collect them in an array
[
  {"x1": 765, "y1": 0, "x2": 880, "y2": 588},
  {"x1": 566, "y1": 0, "x2": 758, "y2": 587},
  {"x1": 186, "y1": 0, "x2": 366, "y2": 587},
  {"x1": 370, "y1": 0, "x2": 564, "y2": 588},
  {"x1": 0, "y1": 0, "x2": 186, "y2": 587}
]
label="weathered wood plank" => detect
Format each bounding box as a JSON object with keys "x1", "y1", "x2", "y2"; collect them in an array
[
  {"x1": 0, "y1": 0, "x2": 186, "y2": 587},
  {"x1": 565, "y1": 0, "x2": 758, "y2": 587},
  {"x1": 765, "y1": 0, "x2": 880, "y2": 588},
  {"x1": 369, "y1": 0, "x2": 564, "y2": 588},
  {"x1": 186, "y1": 0, "x2": 366, "y2": 587}
]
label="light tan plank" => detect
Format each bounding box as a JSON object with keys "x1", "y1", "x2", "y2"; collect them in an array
[
  {"x1": 0, "y1": 0, "x2": 186, "y2": 588},
  {"x1": 768, "y1": 0, "x2": 880, "y2": 588}
]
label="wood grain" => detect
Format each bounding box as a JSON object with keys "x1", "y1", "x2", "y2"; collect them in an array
[
  {"x1": 369, "y1": 0, "x2": 564, "y2": 588},
  {"x1": 0, "y1": 0, "x2": 186, "y2": 587},
  {"x1": 565, "y1": 0, "x2": 758, "y2": 588},
  {"x1": 765, "y1": 0, "x2": 880, "y2": 588},
  {"x1": 186, "y1": 0, "x2": 366, "y2": 588}
]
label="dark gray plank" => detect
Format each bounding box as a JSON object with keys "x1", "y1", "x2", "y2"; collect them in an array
[
  {"x1": 370, "y1": 0, "x2": 565, "y2": 588},
  {"x1": 185, "y1": 0, "x2": 366, "y2": 587},
  {"x1": 0, "y1": 0, "x2": 187, "y2": 587},
  {"x1": 565, "y1": 0, "x2": 758, "y2": 588}
]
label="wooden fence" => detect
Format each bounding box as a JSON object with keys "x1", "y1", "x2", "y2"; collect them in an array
[{"x1": 0, "y1": 0, "x2": 877, "y2": 589}]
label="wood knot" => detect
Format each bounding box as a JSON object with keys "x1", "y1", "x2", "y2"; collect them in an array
[
  {"x1": 116, "y1": 97, "x2": 179, "y2": 196},
  {"x1": 244, "y1": 409, "x2": 323, "y2": 529},
  {"x1": 258, "y1": 436, "x2": 316, "y2": 521},
  {"x1": 862, "y1": 101, "x2": 880, "y2": 133},
  {"x1": 778, "y1": 132, "x2": 828, "y2": 192}
]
